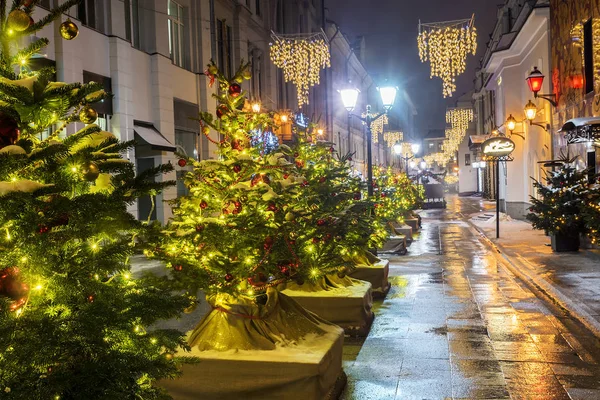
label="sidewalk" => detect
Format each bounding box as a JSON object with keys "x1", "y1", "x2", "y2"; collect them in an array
[{"x1": 468, "y1": 210, "x2": 600, "y2": 337}]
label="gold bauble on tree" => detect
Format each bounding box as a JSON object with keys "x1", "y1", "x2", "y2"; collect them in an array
[
  {"x1": 7, "y1": 9, "x2": 30, "y2": 32},
  {"x1": 60, "y1": 19, "x2": 79, "y2": 40},
  {"x1": 82, "y1": 162, "x2": 100, "y2": 182},
  {"x1": 79, "y1": 106, "x2": 98, "y2": 124}
]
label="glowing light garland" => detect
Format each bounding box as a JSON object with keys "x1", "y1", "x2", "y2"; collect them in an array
[
  {"x1": 362, "y1": 113, "x2": 388, "y2": 143},
  {"x1": 269, "y1": 31, "x2": 331, "y2": 107},
  {"x1": 417, "y1": 16, "x2": 477, "y2": 97},
  {"x1": 424, "y1": 108, "x2": 473, "y2": 166},
  {"x1": 384, "y1": 131, "x2": 403, "y2": 148}
]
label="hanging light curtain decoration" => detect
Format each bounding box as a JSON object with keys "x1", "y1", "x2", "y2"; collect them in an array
[
  {"x1": 424, "y1": 107, "x2": 473, "y2": 166},
  {"x1": 362, "y1": 113, "x2": 388, "y2": 143},
  {"x1": 417, "y1": 15, "x2": 477, "y2": 97},
  {"x1": 384, "y1": 131, "x2": 404, "y2": 148},
  {"x1": 270, "y1": 30, "x2": 331, "y2": 107}
]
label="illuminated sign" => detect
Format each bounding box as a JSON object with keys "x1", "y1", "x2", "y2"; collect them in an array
[{"x1": 482, "y1": 137, "x2": 515, "y2": 157}]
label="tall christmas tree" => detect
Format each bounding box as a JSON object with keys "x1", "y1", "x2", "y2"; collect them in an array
[
  {"x1": 527, "y1": 154, "x2": 589, "y2": 237},
  {"x1": 284, "y1": 132, "x2": 386, "y2": 280},
  {"x1": 147, "y1": 63, "x2": 337, "y2": 351},
  {"x1": 0, "y1": 2, "x2": 190, "y2": 398}
]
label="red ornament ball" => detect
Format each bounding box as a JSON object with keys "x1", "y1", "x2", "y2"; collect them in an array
[
  {"x1": 228, "y1": 83, "x2": 242, "y2": 98},
  {"x1": 353, "y1": 193, "x2": 361, "y2": 200},
  {"x1": 381, "y1": 192, "x2": 387, "y2": 198},
  {"x1": 0, "y1": 115, "x2": 20, "y2": 150},
  {"x1": 200, "y1": 200, "x2": 208, "y2": 209},
  {"x1": 195, "y1": 225, "x2": 204, "y2": 232},
  {"x1": 86, "y1": 294, "x2": 95, "y2": 303},
  {"x1": 267, "y1": 202, "x2": 277, "y2": 212},
  {"x1": 319, "y1": 177, "x2": 326, "y2": 183},
  {"x1": 225, "y1": 273, "x2": 234, "y2": 282},
  {"x1": 312, "y1": 237, "x2": 320, "y2": 244},
  {"x1": 37, "y1": 225, "x2": 50, "y2": 234},
  {"x1": 283, "y1": 173, "x2": 290, "y2": 179},
  {"x1": 0, "y1": 267, "x2": 28, "y2": 310},
  {"x1": 173, "y1": 264, "x2": 183, "y2": 272},
  {"x1": 233, "y1": 164, "x2": 242, "y2": 173},
  {"x1": 348, "y1": 157, "x2": 353, "y2": 161},
  {"x1": 295, "y1": 160, "x2": 304, "y2": 169},
  {"x1": 216, "y1": 104, "x2": 229, "y2": 119},
  {"x1": 178, "y1": 159, "x2": 187, "y2": 167},
  {"x1": 317, "y1": 219, "x2": 326, "y2": 226},
  {"x1": 301, "y1": 180, "x2": 309, "y2": 187}
]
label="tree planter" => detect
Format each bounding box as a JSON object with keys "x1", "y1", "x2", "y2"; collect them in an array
[
  {"x1": 348, "y1": 251, "x2": 390, "y2": 298},
  {"x1": 550, "y1": 233, "x2": 580, "y2": 252},
  {"x1": 158, "y1": 289, "x2": 346, "y2": 399},
  {"x1": 282, "y1": 275, "x2": 374, "y2": 336}
]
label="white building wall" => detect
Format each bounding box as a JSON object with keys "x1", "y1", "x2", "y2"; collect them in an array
[
  {"x1": 458, "y1": 137, "x2": 478, "y2": 194},
  {"x1": 485, "y1": 7, "x2": 552, "y2": 219}
]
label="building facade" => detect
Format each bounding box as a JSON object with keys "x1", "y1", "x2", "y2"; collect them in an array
[
  {"x1": 479, "y1": 0, "x2": 552, "y2": 219},
  {"x1": 549, "y1": 0, "x2": 600, "y2": 174}
]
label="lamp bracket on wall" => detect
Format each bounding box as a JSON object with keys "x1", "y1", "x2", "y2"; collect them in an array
[{"x1": 534, "y1": 92, "x2": 558, "y2": 107}]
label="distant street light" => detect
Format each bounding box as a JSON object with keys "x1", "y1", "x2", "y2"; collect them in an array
[{"x1": 339, "y1": 85, "x2": 398, "y2": 196}]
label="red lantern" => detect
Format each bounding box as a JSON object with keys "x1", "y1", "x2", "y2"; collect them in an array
[{"x1": 526, "y1": 67, "x2": 544, "y2": 95}]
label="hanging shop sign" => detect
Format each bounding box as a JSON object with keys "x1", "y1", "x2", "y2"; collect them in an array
[{"x1": 482, "y1": 137, "x2": 515, "y2": 157}]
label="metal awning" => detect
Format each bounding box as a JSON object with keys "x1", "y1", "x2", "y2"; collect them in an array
[
  {"x1": 559, "y1": 117, "x2": 600, "y2": 144},
  {"x1": 134, "y1": 121, "x2": 176, "y2": 152},
  {"x1": 468, "y1": 135, "x2": 487, "y2": 150}
]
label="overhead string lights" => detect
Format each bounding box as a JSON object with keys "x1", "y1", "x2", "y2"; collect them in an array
[
  {"x1": 417, "y1": 15, "x2": 477, "y2": 97},
  {"x1": 384, "y1": 131, "x2": 403, "y2": 148},
  {"x1": 362, "y1": 112, "x2": 388, "y2": 143},
  {"x1": 269, "y1": 30, "x2": 331, "y2": 107}
]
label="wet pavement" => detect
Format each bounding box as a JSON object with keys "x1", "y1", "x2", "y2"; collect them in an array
[{"x1": 342, "y1": 196, "x2": 600, "y2": 400}]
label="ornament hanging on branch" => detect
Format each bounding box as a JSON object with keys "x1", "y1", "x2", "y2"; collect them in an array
[
  {"x1": 60, "y1": 18, "x2": 79, "y2": 40},
  {"x1": 417, "y1": 15, "x2": 477, "y2": 97},
  {"x1": 269, "y1": 30, "x2": 331, "y2": 107},
  {"x1": 7, "y1": 9, "x2": 30, "y2": 32}
]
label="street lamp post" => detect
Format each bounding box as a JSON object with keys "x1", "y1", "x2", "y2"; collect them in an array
[
  {"x1": 394, "y1": 142, "x2": 420, "y2": 173},
  {"x1": 339, "y1": 85, "x2": 398, "y2": 196}
]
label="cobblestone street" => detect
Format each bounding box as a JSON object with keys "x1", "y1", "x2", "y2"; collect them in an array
[{"x1": 342, "y1": 196, "x2": 600, "y2": 400}]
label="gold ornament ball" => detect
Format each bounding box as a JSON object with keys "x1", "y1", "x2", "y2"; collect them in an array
[
  {"x1": 60, "y1": 19, "x2": 79, "y2": 40},
  {"x1": 83, "y1": 162, "x2": 100, "y2": 182},
  {"x1": 79, "y1": 106, "x2": 98, "y2": 124},
  {"x1": 164, "y1": 353, "x2": 174, "y2": 361},
  {"x1": 8, "y1": 9, "x2": 30, "y2": 32}
]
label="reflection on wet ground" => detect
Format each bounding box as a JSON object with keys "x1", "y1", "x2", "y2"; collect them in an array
[{"x1": 342, "y1": 199, "x2": 600, "y2": 400}]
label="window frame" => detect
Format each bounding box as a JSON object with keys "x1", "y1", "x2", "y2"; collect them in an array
[{"x1": 168, "y1": 0, "x2": 185, "y2": 68}]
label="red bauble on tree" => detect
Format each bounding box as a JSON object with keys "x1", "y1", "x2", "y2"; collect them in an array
[
  {"x1": 0, "y1": 267, "x2": 28, "y2": 311},
  {"x1": 216, "y1": 104, "x2": 229, "y2": 119},
  {"x1": 232, "y1": 164, "x2": 242, "y2": 173},
  {"x1": 228, "y1": 83, "x2": 242, "y2": 98},
  {"x1": 200, "y1": 200, "x2": 208, "y2": 209},
  {"x1": 178, "y1": 159, "x2": 187, "y2": 167},
  {"x1": 0, "y1": 115, "x2": 20, "y2": 150}
]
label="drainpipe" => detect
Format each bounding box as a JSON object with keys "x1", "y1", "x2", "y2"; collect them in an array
[{"x1": 209, "y1": 0, "x2": 216, "y2": 61}]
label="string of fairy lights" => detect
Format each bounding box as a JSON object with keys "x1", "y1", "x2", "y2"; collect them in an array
[
  {"x1": 424, "y1": 108, "x2": 473, "y2": 166},
  {"x1": 383, "y1": 131, "x2": 403, "y2": 148},
  {"x1": 269, "y1": 31, "x2": 331, "y2": 107},
  {"x1": 417, "y1": 16, "x2": 477, "y2": 97},
  {"x1": 362, "y1": 113, "x2": 388, "y2": 143}
]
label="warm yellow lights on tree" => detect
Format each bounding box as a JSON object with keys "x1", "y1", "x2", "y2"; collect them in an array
[
  {"x1": 269, "y1": 31, "x2": 331, "y2": 107},
  {"x1": 417, "y1": 16, "x2": 477, "y2": 97}
]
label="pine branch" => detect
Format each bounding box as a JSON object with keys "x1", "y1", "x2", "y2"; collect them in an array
[{"x1": 27, "y1": 0, "x2": 80, "y2": 34}]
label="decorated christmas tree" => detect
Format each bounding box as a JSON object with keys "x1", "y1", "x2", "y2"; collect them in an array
[
  {"x1": 527, "y1": 154, "x2": 589, "y2": 237},
  {"x1": 146, "y1": 62, "x2": 338, "y2": 351},
  {"x1": 0, "y1": 2, "x2": 190, "y2": 398},
  {"x1": 284, "y1": 132, "x2": 386, "y2": 281},
  {"x1": 373, "y1": 166, "x2": 420, "y2": 230}
]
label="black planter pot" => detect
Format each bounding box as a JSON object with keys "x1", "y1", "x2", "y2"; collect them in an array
[{"x1": 550, "y1": 233, "x2": 580, "y2": 252}]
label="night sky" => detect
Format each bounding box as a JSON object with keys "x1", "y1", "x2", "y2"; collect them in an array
[{"x1": 326, "y1": 0, "x2": 501, "y2": 136}]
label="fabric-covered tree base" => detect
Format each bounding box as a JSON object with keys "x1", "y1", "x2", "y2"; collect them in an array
[
  {"x1": 159, "y1": 321, "x2": 345, "y2": 399},
  {"x1": 282, "y1": 275, "x2": 374, "y2": 336},
  {"x1": 349, "y1": 258, "x2": 390, "y2": 299}
]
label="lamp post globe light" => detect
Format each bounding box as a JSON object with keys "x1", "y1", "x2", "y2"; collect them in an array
[
  {"x1": 411, "y1": 143, "x2": 421, "y2": 155},
  {"x1": 393, "y1": 141, "x2": 403, "y2": 155},
  {"x1": 339, "y1": 84, "x2": 397, "y2": 196}
]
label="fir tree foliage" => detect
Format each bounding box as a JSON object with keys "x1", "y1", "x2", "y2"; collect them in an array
[
  {"x1": 285, "y1": 133, "x2": 387, "y2": 277},
  {"x1": 147, "y1": 62, "x2": 308, "y2": 301},
  {"x1": 527, "y1": 153, "x2": 589, "y2": 236},
  {"x1": 0, "y1": 2, "x2": 191, "y2": 398},
  {"x1": 373, "y1": 166, "x2": 421, "y2": 228}
]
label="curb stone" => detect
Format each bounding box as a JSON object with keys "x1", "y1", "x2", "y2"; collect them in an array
[{"x1": 466, "y1": 220, "x2": 600, "y2": 340}]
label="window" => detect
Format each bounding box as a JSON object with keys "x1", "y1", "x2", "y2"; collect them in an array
[
  {"x1": 248, "y1": 45, "x2": 263, "y2": 99},
  {"x1": 584, "y1": 19, "x2": 593, "y2": 93},
  {"x1": 168, "y1": 0, "x2": 185, "y2": 67},
  {"x1": 429, "y1": 142, "x2": 434, "y2": 149},
  {"x1": 78, "y1": 0, "x2": 97, "y2": 29},
  {"x1": 255, "y1": 0, "x2": 261, "y2": 16},
  {"x1": 438, "y1": 142, "x2": 443, "y2": 151},
  {"x1": 465, "y1": 154, "x2": 471, "y2": 166},
  {"x1": 39, "y1": 0, "x2": 50, "y2": 8},
  {"x1": 217, "y1": 20, "x2": 233, "y2": 77}
]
